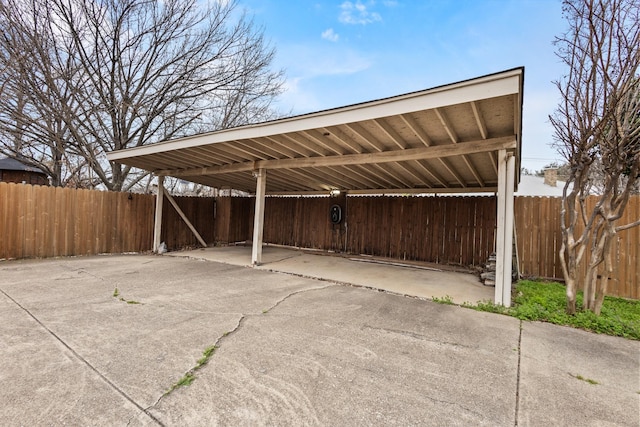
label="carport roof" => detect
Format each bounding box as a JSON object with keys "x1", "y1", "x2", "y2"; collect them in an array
[{"x1": 107, "y1": 67, "x2": 524, "y2": 195}]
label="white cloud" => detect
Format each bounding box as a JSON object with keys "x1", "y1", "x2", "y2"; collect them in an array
[
  {"x1": 321, "y1": 28, "x2": 339, "y2": 42},
  {"x1": 339, "y1": 1, "x2": 382, "y2": 25}
]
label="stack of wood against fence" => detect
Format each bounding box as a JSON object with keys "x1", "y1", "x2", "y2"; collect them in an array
[{"x1": 1, "y1": 182, "x2": 638, "y2": 299}]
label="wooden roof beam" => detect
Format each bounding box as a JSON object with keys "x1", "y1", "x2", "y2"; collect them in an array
[
  {"x1": 434, "y1": 108, "x2": 459, "y2": 143},
  {"x1": 300, "y1": 129, "x2": 346, "y2": 155},
  {"x1": 461, "y1": 155, "x2": 485, "y2": 187},
  {"x1": 400, "y1": 113, "x2": 433, "y2": 147},
  {"x1": 267, "y1": 134, "x2": 314, "y2": 157},
  {"x1": 344, "y1": 123, "x2": 386, "y2": 152},
  {"x1": 157, "y1": 135, "x2": 516, "y2": 177},
  {"x1": 322, "y1": 126, "x2": 364, "y2": 154},
  {"x1": 278, "y1": 132, "x2": 328, "y2": 156},
  {"x1": 344, "y1": 164, "x2": 391, "y2": 189},
  {"x1": 413, "y1": 160, "x2": 447, "y2": 187},
  {"x1": 373, "y1": 118, "x2": 407, "y2": 149},
  {"x1": 471, "y1": 101, "x2": 488, "y2": 139}
]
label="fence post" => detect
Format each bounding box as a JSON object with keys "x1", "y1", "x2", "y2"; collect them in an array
[{"x1": 153, "y1": 175, "x2": 164, "y2": 252}]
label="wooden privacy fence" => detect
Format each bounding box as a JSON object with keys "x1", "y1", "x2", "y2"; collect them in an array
[
  {"x1": 515, "y1": 196, "x2": 640, "y2": 300},
  {"x1": 0, "y1": 182, "x2": 215, "y2": 258},
  {"x1": 1, "y1": 183, "x2": 638, "y2": 299},
  {"x1": 261, "y1": 195, "x2": 497, "y2": 266},
  {"x1": 0, "y1": 182, "x2": 154, "y2": 258}
]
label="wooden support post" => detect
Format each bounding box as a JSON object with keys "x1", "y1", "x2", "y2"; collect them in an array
[
  {"x1": 252, "y1": 169, "x2": 267, "y2": 266},
  {"x1": 495, "y1": 150, "x2": 515, "y2": 307},
  {"x1": 503, "y1": 153, "x2": 516, "y2": 307},
  {"x1": 153, "y1": 175, "x2": 164, "y2": 253},
  {"x1": 162, "y1": 187, "x2": 207, "y2": 248},
  {"x1": 495, "y1": 150, "x2": 506, "y2": 305}
]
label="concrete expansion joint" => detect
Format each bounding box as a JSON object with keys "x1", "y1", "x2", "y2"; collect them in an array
[
  {"x1": 514, "y1": 320, "x2": 523, "y2": 426},
  {"x1": 0, "y1": 286, "x2": 164, "y2": 426}
]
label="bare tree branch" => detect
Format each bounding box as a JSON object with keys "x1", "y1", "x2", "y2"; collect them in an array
[{"x1": 0, "y1": 0, "x2": 284, "y2": 190}]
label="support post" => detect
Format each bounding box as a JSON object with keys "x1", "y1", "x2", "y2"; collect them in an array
[
  {"x1": 153, "y1": 175, "x2": 164, "y2": 253},
  {"x1": 503, "y1": 153, "x2": 516, "y2": 307},
  {"x1": 495, "y1": 150, "x2": 506, "y2": 305},
  {"x1": 495, "y1": 150, "x2": 515, "y2": 307},
  {"x1": 251, "y1": 169, "x2": 267, "y2": 266}
]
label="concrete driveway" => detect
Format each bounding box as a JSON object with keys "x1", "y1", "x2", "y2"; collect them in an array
[{"x1": 0, "y1": 254, "x2": 638, "y2": 426}]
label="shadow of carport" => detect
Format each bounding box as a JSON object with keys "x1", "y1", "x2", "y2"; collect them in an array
[{"x1": 166, "y1": 245, "x2": 494, "y2": 304}]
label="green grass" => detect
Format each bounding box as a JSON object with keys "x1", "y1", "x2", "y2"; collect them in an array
[
  {"x1": 432, "y1": 295, "x2": 455, "y2": 305},
  {"x1": 469, "y1": 280, "x2": 640, "y2": 340}
]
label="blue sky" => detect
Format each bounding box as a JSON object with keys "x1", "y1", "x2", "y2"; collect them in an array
[{"x1": 239, "y1": 0, "x2": 568, "y2": 172}]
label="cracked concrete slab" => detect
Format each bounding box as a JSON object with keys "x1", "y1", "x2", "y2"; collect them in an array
[
  {"x1": 150, "y1": 285, "x2": 521, "y2": 426},
  {"x1": 1, "y1": 254, "x2": 638, "y2": 426},
  {"x1": 0, "y1": 255, "x2": 327, "y2": 425}
]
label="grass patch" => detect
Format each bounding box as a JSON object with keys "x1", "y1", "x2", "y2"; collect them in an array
[
  {"x1": 469, "y1": 280, "x2": 640, "y2": 340},
  {"x1": 112, "y1": 287, "x2": 119, "y2": 298},
  {"x1": 432, "y1": 295, "x2": 455, "y2": 305}
]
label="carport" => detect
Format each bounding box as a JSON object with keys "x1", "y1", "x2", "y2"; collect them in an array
[{"x1": 106, "y1": 67, "x2": 524, "y2": 306}]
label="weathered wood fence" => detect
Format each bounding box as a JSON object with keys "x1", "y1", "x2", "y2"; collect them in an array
[
  {"x1": 1, "y1": 182, "x2": 638, "y2": 299},
  {"x1": 0, "y1": 182, "x2": 214, "y2": 258},
  {"x1": 515, "y1": 196, "x2": 639, "y2": 299}
]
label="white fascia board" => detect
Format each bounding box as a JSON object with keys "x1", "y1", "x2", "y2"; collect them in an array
[{"x1": 107, "y1": 70, "x2": 522, "y2": 162}]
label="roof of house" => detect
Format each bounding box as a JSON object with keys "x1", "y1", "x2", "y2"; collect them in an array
[
  {"x1": 515, "y1": 175, "x2": 566, "y2": 196},
  {"x1": 0, "y1": 157, "x2": 46, "y2": 174}
]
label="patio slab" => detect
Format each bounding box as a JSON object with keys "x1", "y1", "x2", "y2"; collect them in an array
[{"x1": 168, "y1": 245, "x2": 494, "y2": 304}]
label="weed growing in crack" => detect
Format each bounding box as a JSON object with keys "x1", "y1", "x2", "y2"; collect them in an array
[
  {"x1": 166, "y1": 372, "x2": 195, "y2": 394},
  {"x1": 166, "y1": 345, "x2": 218, "y2": 395},
  {"x1": 196, "y1": 345, "x2": 218, "y2": 368},
  {"x1": 572, "y1": 374, "x2": 599, "y2": 385},
  {"x1": 113, "y1": 289, "x2": 142, "y2": 305}
]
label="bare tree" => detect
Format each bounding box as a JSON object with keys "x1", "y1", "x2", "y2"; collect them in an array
[
  {"x1": 0, "y1": 0, "x2": 283, "y2": 190},
  {"x1": 550, "y1": 0, "x2": 640, "y2": 315}
]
